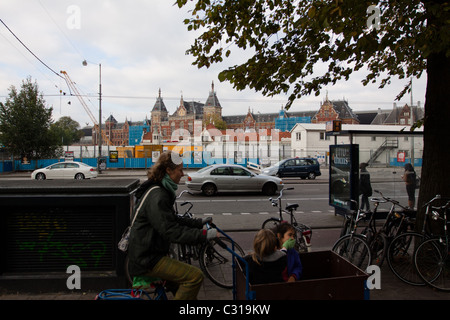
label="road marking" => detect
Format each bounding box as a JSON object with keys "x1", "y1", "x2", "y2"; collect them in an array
[
  {"x1": 176, "y1": 197, "x2": 329, "y2": 203},
  {"x1": 199, "y1": 211, "x2": 339, "y2": 216}
]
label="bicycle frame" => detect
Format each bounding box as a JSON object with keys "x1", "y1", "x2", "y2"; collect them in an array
[
  {"x1": 342, "y1": 200, "x2": 367, "y2": 237},
  {"x1": 267, "y1": 187, "x2": 312, "y2": 251},
  {"x1": 369, "y1": 190, "x2": 410, "y2": 238}
]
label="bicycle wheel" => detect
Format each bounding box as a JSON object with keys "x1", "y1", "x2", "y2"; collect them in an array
[
  {"x1": 415, "y1": 238, "x2": 450, "y2": 291},
  {"x1": 199, "y1": 236, "x2": 245, "y2": 289},
  {"x1": 387, "y1": 232, "x2": 426, "y2": 286},
  {"x1": 262, "y1": 218, "x2": 280, "y2": 231},
  {"x1": 332, "y1": 234, "x2": 372, "y2": 271},
  {"x1": 294, "y1": 224, "x2": 312, "y2": 253}
]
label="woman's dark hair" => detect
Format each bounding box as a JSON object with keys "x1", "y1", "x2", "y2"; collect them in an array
[
  {"x1": 147, "y1": 151, "x2": 181, "y2": 182},
  {"x1": 404, "y1": 163, "x2": 414, "y2": 171}
]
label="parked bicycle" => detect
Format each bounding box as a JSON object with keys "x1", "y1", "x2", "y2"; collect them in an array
[
  {"x1": 361, "y1": 190, "x2": 413, "y2": 267},
  {"x1": 332, "y1": 200, "x2": 372, "y2": 271},
  {"x1": 261, "y1": 187, "x2": 312, "y2": 253},
  {"x1": 387, "y1": 194, "x2": 443, "y2": 286},
  {"x1": 414, "y1": 197, "x2": 450, "y2": 291}
]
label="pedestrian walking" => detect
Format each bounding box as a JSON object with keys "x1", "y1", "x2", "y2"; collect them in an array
[
  {"x1": 402, "y1": 163, "x2": 417, "y2": 209},
  {"x1": 359, "y1": 162, "x2": 372, "y2": 211}
]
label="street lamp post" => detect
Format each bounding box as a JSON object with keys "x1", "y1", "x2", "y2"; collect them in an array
[{"x1": 82, "y1": 60, "x2": 102, "y2": 172}]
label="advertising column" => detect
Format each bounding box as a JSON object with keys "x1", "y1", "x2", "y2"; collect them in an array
[{"x1": 329, "y1": 144, "x2": 359, "y2": 213}]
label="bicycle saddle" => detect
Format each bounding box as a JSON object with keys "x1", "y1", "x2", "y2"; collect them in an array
[{"x1": 286, "y1": 203, "x2": 299, "y2": 211}]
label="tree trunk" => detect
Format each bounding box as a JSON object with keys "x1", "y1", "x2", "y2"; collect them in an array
[{"x1": 416, "y1": 50, "x2": 450, "y2": 231}]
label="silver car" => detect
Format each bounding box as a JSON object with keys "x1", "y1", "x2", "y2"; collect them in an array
[
  {"x1": 185, "y1": 164, "x2": 284, "y2": 196},
  {"x1": 31, "y1": 161, "x2": 98, "y2": 180}
]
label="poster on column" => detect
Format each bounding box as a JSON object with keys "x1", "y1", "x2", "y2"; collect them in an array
[{"x1": 329, "y1": 144, "x2": 359, "y2": 211}]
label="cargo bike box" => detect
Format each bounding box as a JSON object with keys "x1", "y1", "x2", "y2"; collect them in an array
[{"x1": 235, "y1": 250, "x2": 368, "y2": 300}]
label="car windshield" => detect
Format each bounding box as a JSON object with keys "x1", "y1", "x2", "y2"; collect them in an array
[
  {"x1": 196, "y1": 166, "x2": 212, "y2": 174},
  {"x1": 272, "y1": 161, "x2": 283, "y2": 167}
]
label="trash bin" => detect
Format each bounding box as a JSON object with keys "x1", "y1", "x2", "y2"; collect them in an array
[
  {"x1": 236, "y1": 251, "x2": 368, "y2": 300},
  {"x1": 0, "y1": 179, "x2": 139, "y2": 292}
]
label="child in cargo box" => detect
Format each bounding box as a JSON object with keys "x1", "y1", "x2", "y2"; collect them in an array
[
  {"x1": 244, "y1": 229, "x2": 287, "y2": 285},
  {"x1": 275, "y1": 222, "x2": 303, "y2": 282}
]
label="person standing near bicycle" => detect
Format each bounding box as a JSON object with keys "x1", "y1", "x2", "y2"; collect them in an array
[
  {"x1": 402, "y1": 163, "x2": 417, "y2": 209},
  {"x1": 359, "y1": 162, "x2": 372, "y2": 212},
  {"x1": 127, "y1": 151, "x2": 217, "y2": 300}
]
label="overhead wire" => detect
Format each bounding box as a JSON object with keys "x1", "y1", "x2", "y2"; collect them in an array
[
  {"x1": 0, "y1": 28, "x2": 55, "y2": 83},
  {"x1": 37, "y1": 0, "x2": 85, "y2": 61},
  {"x1": 0, "y1": 18, "x2": 64, "y2": 80}
]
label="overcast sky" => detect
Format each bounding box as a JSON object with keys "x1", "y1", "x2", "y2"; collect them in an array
[{"x1": 0, "y1": 1, "x2": 427, "y2": 128}]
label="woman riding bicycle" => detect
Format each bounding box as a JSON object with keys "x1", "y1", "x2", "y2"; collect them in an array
[{"x1": 127, "y1": 151, "x2": 217, "y2": 300}]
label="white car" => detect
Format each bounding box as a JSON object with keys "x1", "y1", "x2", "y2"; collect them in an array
[
  {"x1": 186, "y1": 164, "x2": 284, "y2": 196},
  {"x1": 31, "y1": 161, "x2": 98, "y2": 180}
]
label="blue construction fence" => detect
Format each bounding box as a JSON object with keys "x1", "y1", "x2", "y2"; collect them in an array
[
  {"x1": 1, "y1": 157, "x2": 262, "y2": 173},
  {"x1": 1, "y1": 156, "x2": 421, "y2": 173}
]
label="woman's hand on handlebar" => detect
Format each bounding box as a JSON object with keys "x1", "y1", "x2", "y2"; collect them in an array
[{"x1": 202, "y1": 217, "x2": 212, "y2": 225}]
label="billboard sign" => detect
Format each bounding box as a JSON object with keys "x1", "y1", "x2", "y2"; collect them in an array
[{"x1": 329, "y1": 144, "x2": 359, "y2": 211}]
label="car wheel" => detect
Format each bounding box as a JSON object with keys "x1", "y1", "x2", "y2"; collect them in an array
[
  {"x1": 307, "y1": 172, "x2": 316, "y2": 180},
  {"x1": 35, "y1": 173, "x2": 46, "y2": 180},
  {"x1": 202, "y1": 183, "x2": 217, "y2": 196},
  {"x1": 262, "y1": 182, "x2": 277, "y2": 196},
  {"x1": 75, "y1": 173, "x2": 85, "y2": 180}
]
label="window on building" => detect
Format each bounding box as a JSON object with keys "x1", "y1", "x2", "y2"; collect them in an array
[
  {"x1": 296, "y1": 132, "x2": 301, "y2": 141},
  {"x1": 319, "y1": 132, "x2": 330, "y2": 140}
]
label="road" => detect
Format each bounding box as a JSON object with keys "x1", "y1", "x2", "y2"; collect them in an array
[{"x1": 2, "y1": 170, "x2": 411, "y2": 252}]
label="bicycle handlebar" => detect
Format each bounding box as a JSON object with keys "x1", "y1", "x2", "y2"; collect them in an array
[
  {"x1": 371, "y1": 189, "x2": 405, "y2": 208},
  {"x1": 176, "y1": 190, "x2": 193, "y2": 199},
  {"x1": 422, "y1": 194, "x2": 442, "y2": 208},
  {"x1": 269, "y1": 187, "x2": 294, "y2": 206}
]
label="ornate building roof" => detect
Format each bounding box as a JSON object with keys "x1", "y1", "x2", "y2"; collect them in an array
[
  {"x1": 204, "y1": 81, "x2": 221, "y2": 108},
  {"x1": 151, "y1": 88, "x2": 168, "y2": 113}
]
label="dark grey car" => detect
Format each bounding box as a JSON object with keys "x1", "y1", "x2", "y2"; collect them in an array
[{"x1": 261, "y1": 158, "x2": 321, "y2": 179}]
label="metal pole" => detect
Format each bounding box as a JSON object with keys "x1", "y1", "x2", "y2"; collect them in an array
[
  {"x1": 410, "y1": 77, "x2": 414, "y2": 167},
  {"x1": 98, "y1": 63, "x2": 102, "y2": 172}
]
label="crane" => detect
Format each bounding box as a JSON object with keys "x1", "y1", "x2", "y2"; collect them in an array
[{"x1": 60, "y1": 70, "x2": 112, "y2": 146}]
